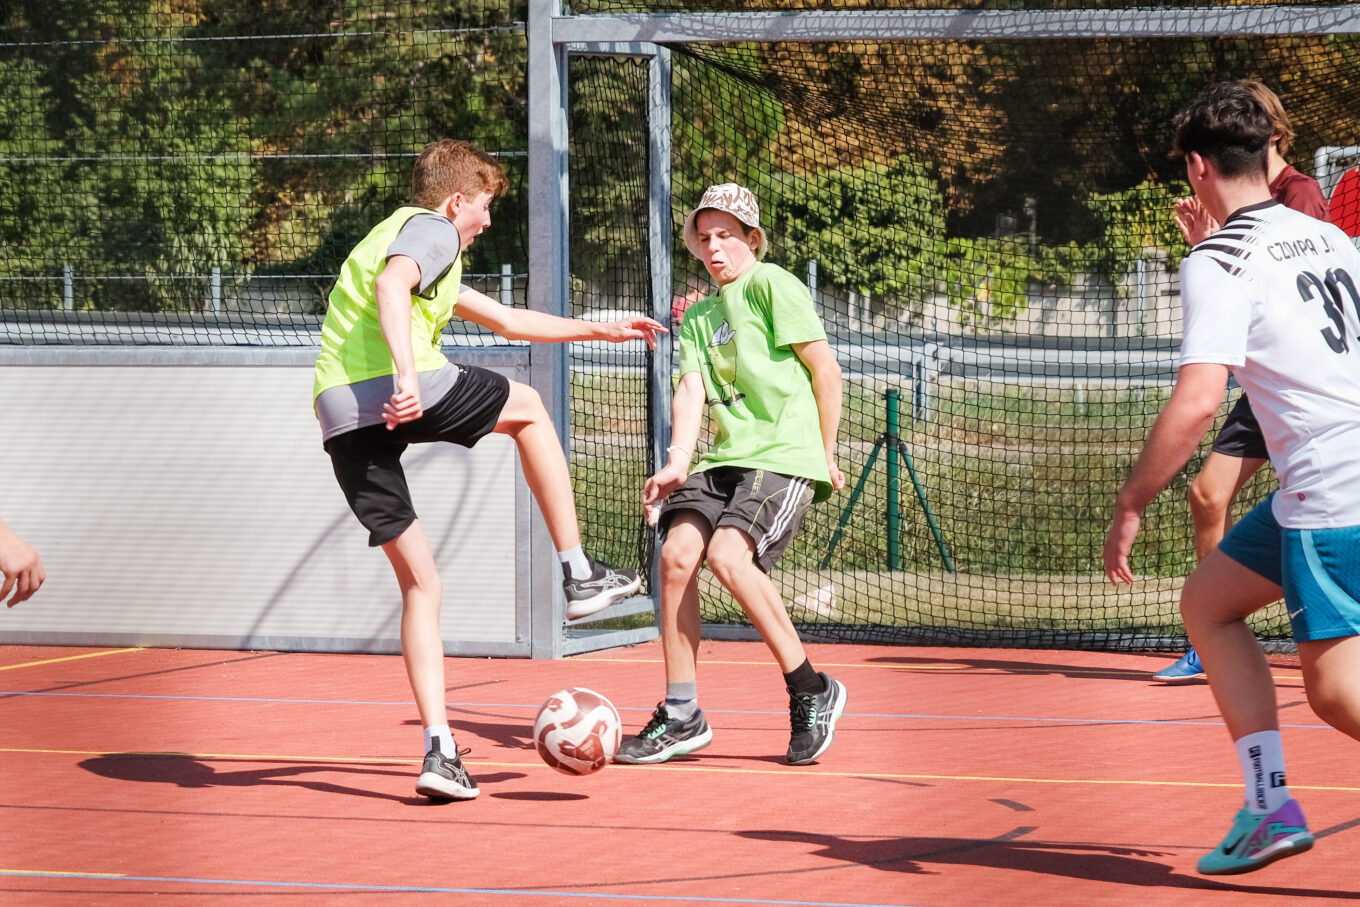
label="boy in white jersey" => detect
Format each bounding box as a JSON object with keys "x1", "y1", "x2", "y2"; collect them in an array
[
  {"x1": 615, "y1": 184, "x2": 848, "y2": 766},
  {"x1": 1104, "y1": 82, "x2": 1360, "y2": 874},
  {"x1": 314, "y1": 139, "x2": 665, "y2": 800}
]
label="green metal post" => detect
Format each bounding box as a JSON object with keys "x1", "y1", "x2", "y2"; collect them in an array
[{"x1": 885, "y1": 389, "x2": 902, "y2": 571}]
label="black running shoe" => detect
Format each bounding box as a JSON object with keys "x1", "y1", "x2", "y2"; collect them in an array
[
  {"x1": 563, "y1": 555, "x2": 642, "y2": 620},
  {"x1": 613, "y1": 703, "x2": 713, "y2": 764},
  {"x1": 786, "y1": 673, "x2": 847, "y2": 765},
  {"x1": 414, "y1": 739, "x2": 479, "y2": 800}
]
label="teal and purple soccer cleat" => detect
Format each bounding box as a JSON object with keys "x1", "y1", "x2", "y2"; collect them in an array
[{"x1": 1197, "y1": 799, "x2": 1314, "y2": 875}]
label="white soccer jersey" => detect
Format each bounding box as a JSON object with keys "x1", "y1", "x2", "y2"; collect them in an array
[{"x1": 1179, "y1": 199, "x2": 1360, "y2": 528}]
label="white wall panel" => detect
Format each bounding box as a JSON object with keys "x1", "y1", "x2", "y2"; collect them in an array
[{"x1": 0, "y1": 360, "x2": 525, "y2": 654}]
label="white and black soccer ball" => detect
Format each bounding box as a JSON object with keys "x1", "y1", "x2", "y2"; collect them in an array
[{"x1": 533, "y1": 687, "x2": 622, "y2": 776}]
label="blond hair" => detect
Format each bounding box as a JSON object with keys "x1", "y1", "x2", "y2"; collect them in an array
[
  {"x1": 1240, "y1": 80, "x2": 1296, "y2": 158},
  {"x1": 411, "y1": 139, "x2": 508, "y2": 209}
]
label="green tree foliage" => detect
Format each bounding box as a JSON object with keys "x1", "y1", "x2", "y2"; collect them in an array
[{"x1": 778, "y1": 157, "x2": 944, "y2": 319}]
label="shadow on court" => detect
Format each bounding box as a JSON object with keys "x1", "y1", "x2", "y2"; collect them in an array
[
  {"x1": 403, "y1": 708, "x2": 535, "y2": 752},
  {"x1": 735, "y1": 829, "x2": 1359, "y2": 898},
  {"x1": 77, "y1": 752, "x2": 525, "y2": 805},
  {"x1": 867, "y1": 653, "x2": 1180, "y2": 682}
]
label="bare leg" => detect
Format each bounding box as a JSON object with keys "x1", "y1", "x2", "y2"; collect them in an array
[
  {"x1": 1189, "y1": 453, "x2": 1267, "y2": 561},
  {"x1": 1180, "y1": 548, "x2": 1284, "y2": 738},
  {"x1": 705, "y1": 526, "x2": 805, "y2": 673},
  {"x1": 657, "y1": 513, "x2": 709, "y2": 685},
  {"x1": 1299, "y1": 635, "x2": 1360, "y2": 741},
  {"x1": 381, "y1": 520, "x2": 447, "y2": 728},
  {"x1": 494, "y1": 380, "x2": 580, "y2": 551}
]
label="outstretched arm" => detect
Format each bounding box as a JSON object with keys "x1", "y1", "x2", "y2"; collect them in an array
[
  {"x1": 1103, "y1": 362, "x2": 1228, "y2": 584},
  {"x1": 793, "y1": 338, "x2": 846, "y2": 491},
  {"x1": 0, "y1": 517, "x2": 45, "y2": 607},
  {"x1": 644, "y1": 371, "x2": 705, "y2": 526},
  {"x1": 455, "y1": 287, "x2": 666, "y2": 348}
]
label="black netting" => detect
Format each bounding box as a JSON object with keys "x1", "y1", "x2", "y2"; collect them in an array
[
  {"x1": 567, "y1": 54, "x2": 657, "y2": 589},
  {"x1": 565, "y1": 10, "x2": 1360, "y2": 646}
]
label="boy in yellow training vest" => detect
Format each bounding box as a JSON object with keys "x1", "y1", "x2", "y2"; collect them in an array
[{"x1": 313, "y1": 139, "x2": 665, "y2": 800}]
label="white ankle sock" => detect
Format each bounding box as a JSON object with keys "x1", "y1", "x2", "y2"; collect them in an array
[
  {"x1": 1235, "y1": 730, "x2": 1290, "y2": 814},
  {"x1": 558, "y1": 546, "x2": 592, "y2": 580},
  {"x1": 423, "y1": 724, "x2": 454, "y2": 755}
]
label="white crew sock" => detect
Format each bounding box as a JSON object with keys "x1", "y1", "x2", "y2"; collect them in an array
[
  {"x1": 423, "y1": 724, "x2": 454, "y2": 755},
  {"x1": 1235, "y1": 730, "x2": 1290, "y2": 814},
  {"x1": 558, "y1": 545, "x2": 592, "y2": 580}
]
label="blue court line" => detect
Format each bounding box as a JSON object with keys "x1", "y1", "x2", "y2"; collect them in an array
[
  {"x1": 0, "y1": 689, "x2": 1334, "y2": 729},
  {"x1": 0, "y1": 869, "x2": 915, "y2": 906}
]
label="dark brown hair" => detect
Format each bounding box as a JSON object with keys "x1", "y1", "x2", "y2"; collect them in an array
[{"x1": 1171, "y1": 81, "x2": 1272, "y2": 180}]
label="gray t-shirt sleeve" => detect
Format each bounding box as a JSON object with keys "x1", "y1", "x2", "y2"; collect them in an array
[{"x1": 386, "y1": 214, "x2": 463, "y2": 298}]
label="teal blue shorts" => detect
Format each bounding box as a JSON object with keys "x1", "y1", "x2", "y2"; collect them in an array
[{"x1": 1219, "y1": 492, "x2": 1360, "y2": 641}]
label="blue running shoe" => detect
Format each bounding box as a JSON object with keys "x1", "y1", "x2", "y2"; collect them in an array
[
  {"x1": 1154, "y1": 647, "x2": 1205, "y2": 682},
  {"x1": 1198, "y1": 799, "x2": 1314, "y2": 875}
]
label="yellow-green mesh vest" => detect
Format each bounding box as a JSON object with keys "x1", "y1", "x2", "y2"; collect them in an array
[{"x1": 312, "y1": 206, "x2": 463, "y2": 401}]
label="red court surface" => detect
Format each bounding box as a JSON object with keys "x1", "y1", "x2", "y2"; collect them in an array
[{"x1": 2, "y1": 640, "x2": 1358, "y2": 906}]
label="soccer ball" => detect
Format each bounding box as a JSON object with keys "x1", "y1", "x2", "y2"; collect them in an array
[{"x1": 533, "y1": 687, "x2": 622, "y2": 776}]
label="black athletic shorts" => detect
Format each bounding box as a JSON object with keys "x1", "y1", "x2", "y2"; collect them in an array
[
  {"x1": 323, "y1": 364, "x2": 511, "y2": 547},
  {"x1": 1211, "y1": 394, "x2": 1269, "y2": 460},
  {"x1": 659, "y1": 466, "x2": 816, "y2": 573}
]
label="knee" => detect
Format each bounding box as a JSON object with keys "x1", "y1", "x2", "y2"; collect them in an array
[
  {"x1": 1188, "y1": 474, "x2": 1231, "y2": 520},
  {"x1": 1306, "y1": 685, "x2": 1350, "y2": 731},
  {"x1": 659, "y1": 537, "x2": 703, "y2": 585},
  {"x1": 704, "y1": 537, "x2": 752, "y2": 587}
]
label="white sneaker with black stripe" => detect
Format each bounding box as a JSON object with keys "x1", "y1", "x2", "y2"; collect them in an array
[{"x1": 563, "y1": 555, "x2": 642, "y2": 620}]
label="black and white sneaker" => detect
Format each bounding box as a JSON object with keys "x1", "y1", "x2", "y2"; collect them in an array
[
  {"x1": 613, "y1": 704, "x2": 713, "y2": 764},
  {"x1": 563, "y1": 556, "x2": 642, "y2": 620},
  {"x1": 786, "y1": 673, "x2": 847, "y2": 765},
  {"x1": 414, "y1": 739, "x2": 479, "y2": 800}
]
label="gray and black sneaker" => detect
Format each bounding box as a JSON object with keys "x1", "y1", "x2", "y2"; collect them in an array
[
  {"x1": 414, "y1": 739, "x2": 479, "y2": 800},
  {"x1": 786, "y1": 673, "x2": 847, "y2": 765},
  {"x1": 563, "y1": 556, "x2": 642, "y2": 620},
  {"x1": 613, "y1": 703, "x2": 713, "y2": 764}
]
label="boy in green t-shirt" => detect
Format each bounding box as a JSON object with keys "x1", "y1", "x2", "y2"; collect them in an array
[
  {"x1": 616, "y1": 183, "x2": 848, "y2": 766},
  {"x1": 314, "y1": 139, "x2": 665, "y2": 800}
]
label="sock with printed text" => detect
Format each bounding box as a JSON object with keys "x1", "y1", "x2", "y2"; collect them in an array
[{"x1": 1235, "y1": 729, "x2": 1290, "y2": 814}]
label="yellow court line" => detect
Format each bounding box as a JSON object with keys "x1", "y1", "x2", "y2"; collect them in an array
[
  {"x1": 5, "y1": 746, "x2": 1358, "y2": 793},
  {"x1": 0, "y1": 647, "x2": 144, "y2": 672},
  {"x1": 0, "y1": 868, "x2": 126, "y2": 879}
]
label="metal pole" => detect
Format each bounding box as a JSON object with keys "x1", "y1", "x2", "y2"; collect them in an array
[
  {"x1": 527, "y1": 0, "x2": 571, "y2": 657},
  {"x1": 885, "y1": 389, "x2": 902, "y2": 571},
  {"x1": 63, "y1": 264, "x2": 73, "y2": 311},
  {"x1": 211, "y1": 266, "x2": 222, "y2": 313},
  {"x1": 647, "y1": 46, "x2": 673, "y2": 610}
]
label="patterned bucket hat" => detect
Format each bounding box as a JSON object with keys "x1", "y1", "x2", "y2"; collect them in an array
[{"x1": 683, "y1": 183, "x2": 768, "y2": 261}]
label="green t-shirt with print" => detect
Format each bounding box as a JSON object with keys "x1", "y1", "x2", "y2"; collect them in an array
[{"x1": 677, "y1": 261, "x2": 833, "y2": 501}]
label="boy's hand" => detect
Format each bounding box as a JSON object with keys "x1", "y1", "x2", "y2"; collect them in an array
[
  {"x1": 383, "y1": 375, "x2": 423, "y2": 429},
  {"x1": 827, "y1": 454, "x2": 845, "y2": 492},
  {"x1": 595, "y1": 316, "x2": 668, "y2": 350},
  {"x1": 1172, "y1": 196, "x2": 1219, "y2": 247},
  {"x1": 643, "y1": 461, "x2": 688, "y2": 527},
  {"x1": 0, "y1": 524, "x2": 44, "y2": 608},
  {"x1": 1102, "y1": 506, "x2": 1142, "y2": 586}
]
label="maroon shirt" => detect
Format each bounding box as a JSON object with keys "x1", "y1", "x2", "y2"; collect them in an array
[{"x1": 1270, "y1": 164, "x2": 1329, "y2": 221}]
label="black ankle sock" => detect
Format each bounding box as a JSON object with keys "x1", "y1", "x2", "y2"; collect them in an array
[{"x1": 783, "y1": 659, "x2": 823, "y2": 696}]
